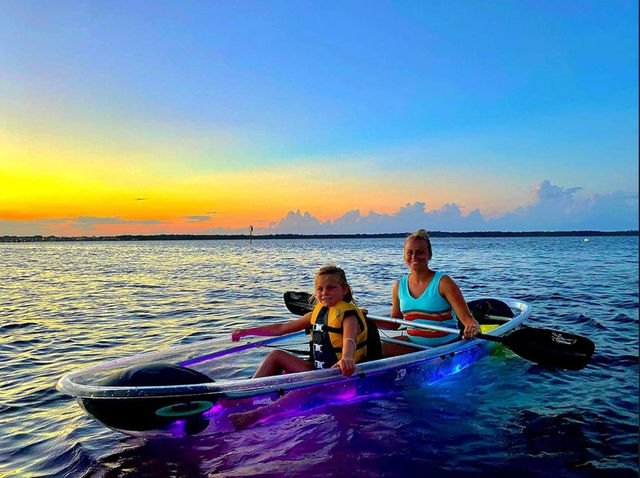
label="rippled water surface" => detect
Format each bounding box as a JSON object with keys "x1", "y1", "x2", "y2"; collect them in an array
[{"x1": 1, "y1": 237, "x2": 638, "y2": 477}]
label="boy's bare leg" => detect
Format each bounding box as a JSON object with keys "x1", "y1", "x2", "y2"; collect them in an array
[{"x1": 253, "y1": 349, "x2": 313, "y2": 378}]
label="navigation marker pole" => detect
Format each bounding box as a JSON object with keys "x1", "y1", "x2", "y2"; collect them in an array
[{"x1": 249, "y1": 225, "x2": 253, "y2": 244}]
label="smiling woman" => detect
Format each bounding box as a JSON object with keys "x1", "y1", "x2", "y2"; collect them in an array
[{"x1": 380, "y1": 229, "x2": 481, "y2": 355}]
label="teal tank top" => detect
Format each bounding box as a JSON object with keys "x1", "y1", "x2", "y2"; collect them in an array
[{"x1": 398, "y1": 271, "x2": 459, "y2": 346}]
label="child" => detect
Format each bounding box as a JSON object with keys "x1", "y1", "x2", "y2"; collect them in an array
[{"x1": 232, "y1": 264, "x2": 368, "y2": 378}]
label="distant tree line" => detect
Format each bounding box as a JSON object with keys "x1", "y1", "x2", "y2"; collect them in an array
[{"x1": 1, "y1": 230, "x2": 637, "y2": 243}]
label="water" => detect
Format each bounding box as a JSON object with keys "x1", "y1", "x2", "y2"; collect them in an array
[{"x1": 1, "y1": 236, "x2": 637, "y2": 477}]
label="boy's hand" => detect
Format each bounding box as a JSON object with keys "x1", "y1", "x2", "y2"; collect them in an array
[
  {"x1": 332, "y1": 356, "x2": 355, "y2": 377},
  {"x1": 231, "y1": 329, "x2": 245, "y2": 342}
]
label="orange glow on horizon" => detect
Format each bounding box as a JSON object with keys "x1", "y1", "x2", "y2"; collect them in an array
[
  {"x1": 1, "y1": 128, "x2": 521, "y2": 236},
  {"x1": 1, "y1": 130, "x2": 448, "y2": 235}
]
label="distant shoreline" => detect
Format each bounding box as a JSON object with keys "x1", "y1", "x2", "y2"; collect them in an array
[{"x1": 1, "y1": 230, "x2": 637, "y2": 242}]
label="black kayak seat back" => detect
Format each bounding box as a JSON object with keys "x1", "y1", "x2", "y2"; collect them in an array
[
  {"x1": 363, "y1": 319, "x2": 383, "y2": 362},
  {"x1": 467, "y1": 298, "x2": 514, "y2": 324}
]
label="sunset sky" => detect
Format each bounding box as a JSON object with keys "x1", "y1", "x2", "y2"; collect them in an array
[{"x1": 1, "y1": 1, "x2": 638, "y2": 236}]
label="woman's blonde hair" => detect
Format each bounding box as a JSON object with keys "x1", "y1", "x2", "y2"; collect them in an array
[
  {"x1": 314, "y1": 264, "x2": 354, "y2": 303},
  {"x1": 405, "y1": 229, "x2": 432, "y2": 256}
]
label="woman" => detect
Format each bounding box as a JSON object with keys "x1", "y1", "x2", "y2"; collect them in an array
[{"x1": 380, "y1": 229, "x2": 481, "y2": 356}]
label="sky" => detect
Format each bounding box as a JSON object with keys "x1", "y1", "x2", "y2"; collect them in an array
[{"x1": 1, "y1": 1, "x2": 638, "y2": 236}]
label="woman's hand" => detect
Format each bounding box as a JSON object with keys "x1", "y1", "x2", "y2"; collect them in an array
[
  {"x1": 439, "y1": 276, "x2": 481, "y2": 340},
  {"x1": 333, "y1": 356, "x2": 356, "y2": 377},
  {"x1": 462, "y1": 320, "x2": 481, "y2": 339}
]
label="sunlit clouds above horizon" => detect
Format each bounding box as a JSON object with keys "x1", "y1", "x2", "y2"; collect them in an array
[{"x1": 1, "y1": 1, "x2": 638, "y2": 236}]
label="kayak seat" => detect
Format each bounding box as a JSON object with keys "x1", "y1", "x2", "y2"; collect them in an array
[
  {"x1": 452, "y1": 299, "x2": 514, "y2": 341},
  {"x1": 363, "y1": 319, "x2": 383, "y2": 362},
  {"x1": 468, "y1": 298, "x2": 514, "y2": 324}
]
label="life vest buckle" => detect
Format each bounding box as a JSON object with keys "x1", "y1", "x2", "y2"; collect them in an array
[
  {"x1": 314, "y1": 360, "x2": 324, "y2": 369},
  {"x1": 313, "y1": 343, "x2": 322, "y2": 352},
  {"x1": 312, "y1": 323, "x2": 324, "y2": 332}
]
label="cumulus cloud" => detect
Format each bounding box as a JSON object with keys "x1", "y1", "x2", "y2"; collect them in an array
[
  {"x1": 260, "y1": 180, "x2": 638, "y2": 234},
  {"x1": 268, "y1": 210, "x2": 330, "y2": 234},
  {"x1": 487, "y1": 181, "x2": 639, "y2": 231},
  {"x1": 1, "y1": 181, "x2": 637, "y2": 236},
  {"x1": 263, "y1": 202, "x2": 486, "y2": 234}
]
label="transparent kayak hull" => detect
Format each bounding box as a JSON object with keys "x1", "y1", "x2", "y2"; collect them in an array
[{"x1": 57, "y1": 297, "x2": 531, "y2": 437}]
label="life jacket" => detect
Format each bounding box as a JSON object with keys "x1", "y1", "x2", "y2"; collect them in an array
[{"x1": 309, "y1": 301, "x2": 368, "y2": 369}]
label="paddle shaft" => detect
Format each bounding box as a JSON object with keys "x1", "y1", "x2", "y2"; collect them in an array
[{"x1": 367, "y1": 314, "x2": 506, "y2": 344}]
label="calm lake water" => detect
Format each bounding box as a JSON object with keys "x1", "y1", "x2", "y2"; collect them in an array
[{"x1": 1, "y1": 236, "x2": 638, "y2": 477}]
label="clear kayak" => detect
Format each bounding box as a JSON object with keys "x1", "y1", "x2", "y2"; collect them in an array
[{"x1": 56, "y1": 297, "x2": 531, "y2": 437}]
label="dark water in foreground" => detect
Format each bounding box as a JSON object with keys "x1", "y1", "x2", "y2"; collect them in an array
[{"x1": 1, "y1": 236, "x2": 638, "y2": 477}]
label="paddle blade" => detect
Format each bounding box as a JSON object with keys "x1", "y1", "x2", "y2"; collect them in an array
[
  {"x1": 284, "y1": 291, "x2": 314, "y2": 316},
  {"x1": 503, "y1": 327, "x2": 595, "y2": 371}
]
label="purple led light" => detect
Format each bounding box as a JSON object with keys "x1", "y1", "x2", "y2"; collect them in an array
[
  {"x1": 179, "y1": 342, "x2": 258, "y2": 367},
  {"x1": 204, "y1": 403, "x2": 224, "y2": 417}
]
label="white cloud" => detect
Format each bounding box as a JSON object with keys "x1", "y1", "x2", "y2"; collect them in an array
[
  {"x1": 267, "y1": 210, "x2": 329, "y2": 234},
  {"x1": 1, "y1": 181, "x2": 637, "y2": 236},
  {"x1": 487, "y1": 181, "x2": 638, "y2": 231},
  {"x1": 261, "y1": 180, "x2": 638, "y2": 234}
]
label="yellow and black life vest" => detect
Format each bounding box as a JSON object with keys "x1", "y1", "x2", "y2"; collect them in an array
[{"x1": 309, "y1": 301, "x2": 368, "y2": 369}]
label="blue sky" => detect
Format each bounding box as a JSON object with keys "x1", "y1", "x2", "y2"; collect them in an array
[{"x1": 1, "y1": 1, "x2": 638, "y2": 235}]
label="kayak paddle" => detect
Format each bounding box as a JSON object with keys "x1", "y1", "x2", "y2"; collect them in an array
[{"x1": 283, "y1": 291, "x2": 595, "y2": 371}]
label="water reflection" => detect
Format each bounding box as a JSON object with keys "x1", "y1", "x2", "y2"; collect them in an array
[{"x1": 0, "y1": 237, "x2": 637, "y2": 476}]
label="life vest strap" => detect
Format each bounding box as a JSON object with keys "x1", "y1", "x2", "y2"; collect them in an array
[{"x1": 312, "y1": 323, "x2": 342, "y2": 334}]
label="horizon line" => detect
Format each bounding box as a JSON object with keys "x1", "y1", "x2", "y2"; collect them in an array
[{"x1": 1, "y1": 230, "x2": 637, "y2": 243}]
